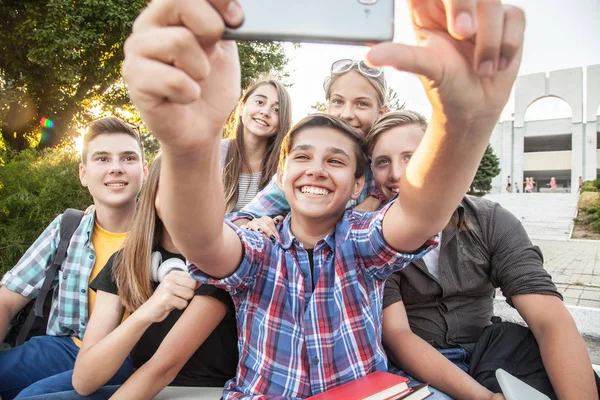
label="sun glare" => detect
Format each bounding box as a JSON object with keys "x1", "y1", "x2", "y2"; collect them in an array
[{"x1": 74, "y1": 128, "x2": 86, "y2": 155}]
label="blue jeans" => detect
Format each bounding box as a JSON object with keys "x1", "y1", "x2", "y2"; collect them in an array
[
  {"x1": 17, "y1": 385, "x2": 121, "y2": 400},
  {"x1": 0, "y1": 335, "x2": 133, "y2": 399},
  {"x1": 388, "y1": 347, "x2": 471, "y2": 400}
]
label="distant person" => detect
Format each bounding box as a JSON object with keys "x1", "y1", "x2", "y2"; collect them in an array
[
  {"x1": 524, "y1": 177, "x2": 532, "y2": 193},
  {"x1": 530, "y1": 177, "x2": 536, "y2": 192},
  {"x1": 548, "y1": 177, "x2": 557, "y2": 193},
  {"x1": 506, "y1": 175, "x2": 512, "y2": 193},
  {"x1": 578, "y1": 176, "x2": 583, "y2": 193}
]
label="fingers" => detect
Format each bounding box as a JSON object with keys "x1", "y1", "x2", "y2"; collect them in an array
[
  {"x1": 133, "y1": 0, "x2": 243, "y2": 44},
  {"x1": 122, "y1": 57, "x2": 200, "y2": 105},
  {"x1": 366, "y1": 43, "x2": 440, "y2": 82},
  {"x1": 473, "y1": 0, "x2": 504, "y2": 76},
  {"x1": 498, "y1": 5, "x2": 526, "y2": 71},
  {"x1": 125, "y1": 27, "x2": 210, "y2": 82},
  {"x1": 243, "y1": 216, "x2": 283, "y2": 243},
  {"x1": 441, "y1": 0, "x2": 477, "y2": 39}
]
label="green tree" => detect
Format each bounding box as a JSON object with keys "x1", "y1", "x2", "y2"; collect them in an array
[
  {"x1": 471, "y1": 144, "x2": 500, "y2": 194},
  {"x1": 0, "y1": 1, "x2": 290, "y2": 151},
  {"x1": 310, "y1": 101, "x2": 328, "y2": 113}
]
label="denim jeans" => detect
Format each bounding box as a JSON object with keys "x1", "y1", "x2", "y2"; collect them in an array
[
  {"x1": 0, "y1": 335, "x2": 133, "y2": 399},
  {"x1": 388, "y1": 347, "x2": 471, "y2": 400},
  {"x1": 17, "y1": 385, "x2": 122, "y2": 400}
]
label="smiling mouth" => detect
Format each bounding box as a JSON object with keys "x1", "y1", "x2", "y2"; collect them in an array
[
  {"x1": 388, "y1": 187, "x2": 399, "y2": 193},
  {"x1": 300, "y1": 186, "x2": 331, "y2": 196},
  {"x1": 253, "y1": 118, "x2": 268, "y2": 127},
  {"x1": 105, "y1": 182, "x2": 128, "y2": 187}
]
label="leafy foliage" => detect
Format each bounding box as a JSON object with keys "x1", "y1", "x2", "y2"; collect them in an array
[
  {"x1": 471, "y1": 144, "x2": 500, "y2": 194},
  {"x1": 0, "y1": 1, "x2": 290, "y2": 150},
  {"x1": 580, "y1": 179, "x2": 600, "y2": 193},
  {"x1": 0, "y1": 146, "x2": 91, "y2": 276}
]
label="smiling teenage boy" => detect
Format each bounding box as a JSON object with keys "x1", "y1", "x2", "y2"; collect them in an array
[
  {"x1": 0, "y1": 117, "x2": 147, "y2": 399},
  {"x1": 122, "y1": 0, "x2": 525, "y2": 398}
]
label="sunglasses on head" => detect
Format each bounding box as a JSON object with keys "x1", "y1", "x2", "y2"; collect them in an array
[{"x1": 331, "y1": 59, "x2": 383, "y2": 78}]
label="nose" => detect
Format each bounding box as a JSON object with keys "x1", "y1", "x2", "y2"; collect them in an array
[
  {"x1": 305, "y1": 161, "x2": 328, "y2": 179},
  {"x1": 338, "y1": 104, "x2": 354, "y2": 122},
  {"x1": 109, "y1": 159, "x2": 124, "y2": 175},
  {"x1": 389, "y1": 162, "x2": 404, "y2": 182},
  {"x1": 259, "y1": 107, "x2": 271, "y2": 118}
]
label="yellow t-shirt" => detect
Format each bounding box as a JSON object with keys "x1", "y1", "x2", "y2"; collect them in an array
[{"x1": 72, "y1": 222, "x2": 128, "y2": 347}]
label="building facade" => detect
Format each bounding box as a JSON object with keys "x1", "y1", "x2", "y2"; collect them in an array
[{"x1": 490, "y1": 65, "x2": 600, "y2": 194}]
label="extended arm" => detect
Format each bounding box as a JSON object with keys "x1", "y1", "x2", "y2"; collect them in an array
[
  {"x1": 513, "y1": 294, "x2": 598, "y2": 400},
  {"x1": 122, "y1": 1, "x2": 246, "y2": 278},
  {"x1": 383, "y1": 302, "x2": 498, "y2": 400},
  {"x1": 111, "y1": 295, "x2": 228, "y2": 400},
  {"x1": 369, "y1": 3, "x2": 525, "y2": 252}
]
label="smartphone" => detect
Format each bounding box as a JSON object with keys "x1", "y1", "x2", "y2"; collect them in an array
[{"x1": 223, "y1": 0, "x2": 394, "y2": 45}]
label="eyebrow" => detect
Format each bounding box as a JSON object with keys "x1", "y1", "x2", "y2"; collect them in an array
[
  {"x1": 253, "y1": 94, "x2": 279, "y2": 105},
  {"x1": 91, "y1": 150, "x2": 140, "y2": 158},
  {"x1": 290, "y1": 144, "x2": 350, "y2": 159}
]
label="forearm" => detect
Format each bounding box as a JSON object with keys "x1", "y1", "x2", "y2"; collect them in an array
[
  {"x1": 387, "y1": 330, "x2": 493, "y2": 400},
  {"x1": 159, "y1": 136, "x2": 226, "y2": 264},
  {"x1": 535, "y1": 320, "x2": 598, "y2": 400},
  {"x1": 391, "y1": 114, "x2": 495, "y2": 247},
  {"x1": 0, "y1": 305, "x2": 12, "y2": 341},
  {"x1": 111, "y1": 360, "x2": 176, "y2": 400},
  {"x1": 73, "y1": 313, "x2": 152, "y2": 395}
]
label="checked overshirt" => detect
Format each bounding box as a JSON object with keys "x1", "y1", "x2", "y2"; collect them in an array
[
  {"x1": 1, "y1": 212, "x2": 97, "y2": 339},
  {"x1": 190, "y1": 201, "x2": 437, "y2": 399}
]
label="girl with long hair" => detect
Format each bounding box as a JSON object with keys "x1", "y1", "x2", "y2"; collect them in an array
[
  {"x1": 21, "y1": 156, "x2": 238, "y2": 400},
  {"x1": 221, "y1": 78, "x2": 292, "y2": 213}
]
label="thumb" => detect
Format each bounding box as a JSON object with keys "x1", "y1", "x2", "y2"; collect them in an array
[{"x1": 366, "y1": 42, "x2": 440, "y2": 82}]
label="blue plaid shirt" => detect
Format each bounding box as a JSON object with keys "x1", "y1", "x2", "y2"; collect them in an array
[
  {"x1": 232, "y1": 168, "x2": 378, "y2": 221},
  {"x1": 190, "y1": 201, "x2": 437, "y2": 399},
  {"x1": 1, "y1": 212, "x2": 97, "y2": 339}
]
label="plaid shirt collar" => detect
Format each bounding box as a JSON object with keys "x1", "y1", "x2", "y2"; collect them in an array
[{"x1": 279, "y1": 213, "x2": 346, "y2": 251}]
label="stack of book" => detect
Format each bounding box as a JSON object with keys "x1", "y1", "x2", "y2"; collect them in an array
[{"x1": 307, "y1": 371, "x2": 432, "y2": 400}]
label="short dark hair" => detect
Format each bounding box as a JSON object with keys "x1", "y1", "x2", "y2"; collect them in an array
[
  {"x1": 81, "y1": 117, "x2": 143, "y2": 164},
  {"x1": 279, "y1": 113, "x2": 368, "y2": 178}
]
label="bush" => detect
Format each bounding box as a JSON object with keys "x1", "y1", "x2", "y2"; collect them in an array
[
  {"x1": 581, "y1": 179, "x2": 600, "y2": 193},
  {"x1": 0, "y1": 146, "x2": 92, "y2": 277}
]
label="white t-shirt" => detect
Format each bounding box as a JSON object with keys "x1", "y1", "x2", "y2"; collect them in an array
[{"x1": 422, "y1": 232, "x2": 442, "y2": 280}]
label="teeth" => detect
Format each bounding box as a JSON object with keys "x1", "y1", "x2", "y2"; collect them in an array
[
  {"x1": 253, "y1": 119, "x2": 267, "y2": 126},
  {"x1": 301, "y1": 186, "x2": 330, "y2": 196},
  {"x1": 106, "y1": 183, "x2": 126, "y2": 187},
  {"x1": 390, "y1": 187, "x2": 399, "y2": 193}
]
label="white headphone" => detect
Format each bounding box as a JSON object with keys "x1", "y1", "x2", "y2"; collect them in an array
[{"x1": 150, "y1": 251, "x2": 186, "y2": 282}]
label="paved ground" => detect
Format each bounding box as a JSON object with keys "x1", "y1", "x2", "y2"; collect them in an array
[{"x1": 534, "y1": 239, "x2": 600, "y2": 308}]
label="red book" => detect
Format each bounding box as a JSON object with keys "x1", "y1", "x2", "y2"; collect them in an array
[{"x1": 307, "y1": 371, "x2": 411, "y2": 400}]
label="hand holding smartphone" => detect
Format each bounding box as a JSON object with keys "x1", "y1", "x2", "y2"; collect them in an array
[{"x1": 223, "y1": 0, "x2": 395, "y2": 45}]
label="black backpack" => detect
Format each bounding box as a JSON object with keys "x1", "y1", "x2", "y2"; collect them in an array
[{"x1": 3, "y1": 208, "x2": 84, "y2": 348}]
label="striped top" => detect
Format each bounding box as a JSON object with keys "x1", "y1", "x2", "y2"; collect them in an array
[{"x1": 233, "y1": 172, "x2": 262, "y2": 212}]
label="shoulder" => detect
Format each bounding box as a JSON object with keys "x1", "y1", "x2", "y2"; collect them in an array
[{"x1": 461, "y1": 196, "x2": 519, "y2": 225}]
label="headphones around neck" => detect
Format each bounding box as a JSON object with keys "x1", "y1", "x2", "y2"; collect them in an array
[{"x1": 150, "y1": 251, "x2": 186, "y2": 283}]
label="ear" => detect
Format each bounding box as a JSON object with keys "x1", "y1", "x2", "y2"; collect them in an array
[
  {"x1": 350, "y1": 175, "x2": 365, "y2": 200},
  {"x1": 142, "y1": 161, "x2": 149, "y2": 182},
  {"x1": 379, "y1": 105, "x2": 389, "y2": 116},
  {"x1": 79, "y1": 162, "x2": 87, "y2": 187},
  {"x1": 276, "y1": 167, "x2": 284, "y2": 188}
]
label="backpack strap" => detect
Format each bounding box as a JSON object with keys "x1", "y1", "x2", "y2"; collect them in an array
[{"x1": 16, "y1": 208, "x2": 84, "y2": 346}]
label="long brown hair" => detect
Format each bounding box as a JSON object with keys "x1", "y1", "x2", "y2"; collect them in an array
[
  {"x1": 222, "y1": 78, "x2": 292, "y2": 213},
  {"x1": 112, "y1": 155, "x2": 162, "y2": 312}
]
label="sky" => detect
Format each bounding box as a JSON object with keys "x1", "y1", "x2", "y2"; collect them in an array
[{"x1": 282, "y1": 0, "x2": 600, "y2": 124}]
